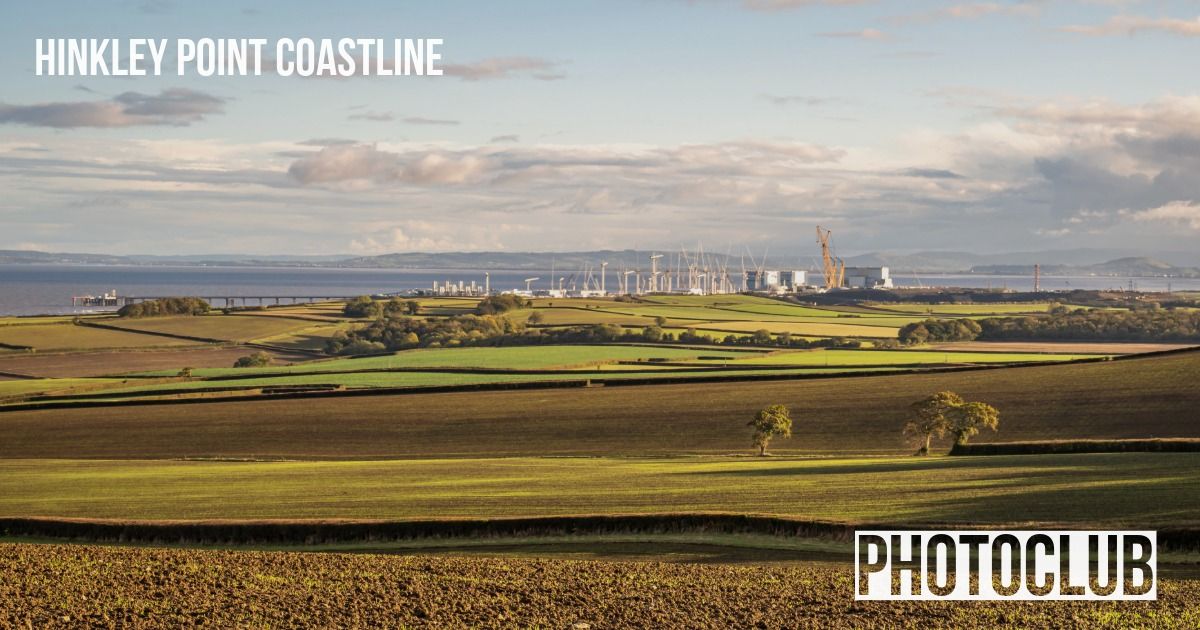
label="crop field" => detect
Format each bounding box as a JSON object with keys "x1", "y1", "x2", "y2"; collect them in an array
[
  {"x1": 869, "y1": 302, "x2": 1055, "y2": 315},
  {"x1": 2, "y1": 350, "x2": 1195, "y2": 460},
  {"x1": 0, "y1": 343, "x2": 1093, "y2": 405},
  {"x1": 0, "y1": 378, "x2": 123, "y2": 399},
  {"x1": 690, "y1": 320, "x2": 906, "y2": 337},
  {"x1": 104, "y1": 314, "x2": 328, "y2": 343},
  {"x1": 706, "y1": 349, "x2": 1099, "y2": 366},
  {"x1": 2, "y1": 453, "x2": 1198, "y2": 524},
  {"x1": 131, "y1": 345, "x2": 759, "y2": 377},
  {"x1": 0, "y1": 346, "x2": 316, "y2": 378},
  {"x1": 5, "y1": 545, "x2": 1195, "y2": 629},
  {"x1": 0, "y1": 323, "x2": 197, "y2": 351},
  {"x1": 929, "y1": 340, "x2": 1192, "y2": 354}
]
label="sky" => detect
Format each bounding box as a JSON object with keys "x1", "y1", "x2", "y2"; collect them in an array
[{"x1": 1, "y1": 0, "x2": 1199, "y2": 257}]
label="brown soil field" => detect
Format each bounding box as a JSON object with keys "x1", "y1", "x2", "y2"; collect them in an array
[
  {"x1": 0, "y1": 347, "x2": 316, "y2": 378},
  {"x1": 930, "y1": 341, "x2": 1196, "y2": 354},
  {"x1": 0, "y1": 349, "x2": 1195, "y2": 459},
  {"x1": 1, "y1": 543, "x2": 1195, "y2": 629}
]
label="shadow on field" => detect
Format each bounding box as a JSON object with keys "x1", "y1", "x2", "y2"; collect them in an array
[{"x1": 676, "y1": 458, "x2": 1023, "y2": 477}]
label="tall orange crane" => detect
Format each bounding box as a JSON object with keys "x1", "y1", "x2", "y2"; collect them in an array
[{"x1": 816, "y1": 226, "x2": 845, "y2": 290}]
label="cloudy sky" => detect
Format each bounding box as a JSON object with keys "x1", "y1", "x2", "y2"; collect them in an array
[{"x1": 1, "y1": 0, "x2": 1199, "y2": 256}]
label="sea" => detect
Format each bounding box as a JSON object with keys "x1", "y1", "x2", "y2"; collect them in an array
[{"x1": 1, "y1": 263, "x2": 1198, "y2": 317}]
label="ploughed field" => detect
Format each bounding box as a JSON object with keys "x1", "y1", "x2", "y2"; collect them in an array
[{"x1": 2, "y1": 544, "x2": 1197, "y2": 629}]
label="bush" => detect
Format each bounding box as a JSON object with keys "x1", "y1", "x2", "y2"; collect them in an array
[{"x1": 233, "y1": 352, "x2": 272, "y2": 368}]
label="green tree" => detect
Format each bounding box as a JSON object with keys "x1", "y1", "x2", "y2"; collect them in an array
[
  {"x1": 748, "y1": 404, "x2": 792, "y2": 456},
  {"x1": 527, "y1": 311, "x2": 545, "y2": 324},
  {"x1": 947, "y1": 401, "x2": 1000, "y2": 446},
  {"x1": 404, "y1": 300, "x2": 421, "y2": 315},
  {"x1": 903, "y1": 391, "x2": 963, "y2": 455},
  {"x1": 751, "y1": 329, "x2": 772, "y2": 345},
  {"x1": 654, "y1": 316, "x2": 668, "y2": 327},
  {"x1": 343, "y1": 295, "x2": 382, "y2": 318}
]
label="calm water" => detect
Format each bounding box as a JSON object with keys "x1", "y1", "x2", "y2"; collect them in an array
[{"x1": 0, "y1": 264, "x2": 1196, "y2": 316}]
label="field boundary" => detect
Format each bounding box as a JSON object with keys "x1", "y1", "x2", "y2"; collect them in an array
[
  {"x1": 953, "y1": 438, "x2": 1200, "y2": 456},
  {"x1": 5, "y1": 514, "x2": 1200, "y2": 552}
]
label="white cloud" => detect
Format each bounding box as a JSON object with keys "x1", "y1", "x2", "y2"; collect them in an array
[
  {"x1": 1062, "y1": 15, "x2": 1200, "y2": 38},
  {"x1": 1124, "y1": 201, "x2": 1200, "y2": 229}
]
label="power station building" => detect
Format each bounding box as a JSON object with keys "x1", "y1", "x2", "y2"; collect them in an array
[
  {"x1": 745, "y1": 270, "x2": 807, "y2": 292},
  {"x1": 844, "y1": 266, "x2": 893, "y2": 289}
]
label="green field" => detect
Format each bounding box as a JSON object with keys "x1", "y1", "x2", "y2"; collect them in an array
[
  {"x1": 134, "y1": 344, "x2": 758, "y2": 377},
  {"x1": 712, "y1": 349, "x2": 1100, "y2": 366},
  {"x1": 2, "y1": 453, "x2": 1197, "y2": 525},
  {"x1": 870, "y1": 302, "x2": 1056, "y2": 315}
]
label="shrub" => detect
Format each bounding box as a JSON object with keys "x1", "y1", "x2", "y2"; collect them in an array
[{"x1": 233, "y1": 352, "x2": 272, "y2": 368}]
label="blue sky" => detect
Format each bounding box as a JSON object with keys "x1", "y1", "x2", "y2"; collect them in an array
[{"x1": 2, "y1": 0, "x2": 1199, "y2": 256}]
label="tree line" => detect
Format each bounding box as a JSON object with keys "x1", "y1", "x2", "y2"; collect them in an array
[
  {"x1": 898, "y1": 306, "x2": 1200, "y2": 344},
  {"x1": 117, "y1": 297, "x2": 210, "y2": 318}
]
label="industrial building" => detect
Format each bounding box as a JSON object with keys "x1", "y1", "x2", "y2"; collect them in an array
[
  {"x1": 745, "y1": 270, "x2": 807, "y2": 293},
  {"x1": 844, "y1": 266, "x2": 893, "y2": 289}
]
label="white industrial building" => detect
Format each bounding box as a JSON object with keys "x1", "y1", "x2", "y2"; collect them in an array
[
  {"x1": 843, "y1": 266, "x2": 893, "y2": 289},
  {"x1": 745, "y1": 269, "x2": 807, "y2": 293}
]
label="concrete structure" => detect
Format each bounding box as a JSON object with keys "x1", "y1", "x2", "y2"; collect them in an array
[
  {"x1": 745, "y1": 270, "x2": 780, "y2": 292},
  {"x1": 746, "y1": 269, "x2": 808, "y2": 292},
  {"x1": 779, "y1": 270, "x2": 807, "y2": 291},
  {"x1": 843, "y1": 266, "x2": 893, "y2": 289}
]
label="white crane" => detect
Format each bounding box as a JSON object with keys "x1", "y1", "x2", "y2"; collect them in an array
[{"x1": 524, "y1": 277, "x2": 540, "y2": 292}]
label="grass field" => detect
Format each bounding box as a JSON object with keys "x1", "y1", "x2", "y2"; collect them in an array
[
  {"x1": 2, "y1": 350, "x2": 1195, "y2": 459},
  {"x1": 0, "y1": 378, "x2": 123, "y2": 399},
  {"x1": 2, "y1": 453, "x2": 1197, "y2": 525},
  {"x1": 6, "y1": 545, "x2": 1194, "y2": 629},
  {"x1": 0, "y1": 323, "x2": 198, "y2": 351},
  {"x1": 104, "y1": 315, "x2": 328, "y2": 343},
  {"x1": 711, "y1": 349, "x2": 1100, "y2": 366},
  {"x1": 869, "y1": 303, "x2": 1055, "y2": 315}
]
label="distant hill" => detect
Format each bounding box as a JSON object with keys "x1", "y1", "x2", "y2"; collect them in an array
[
  {"x1": 3, "y1": 248, "x2": 1199, "y2": 274},
  {"x1": 970, "y1": 257, "x2": 1200, "y2": 278},
  {"x1": 0, "y1": 250, "x2": 133, "y2": 265}
]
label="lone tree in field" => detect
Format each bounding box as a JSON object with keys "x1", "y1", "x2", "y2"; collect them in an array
[
  {"x1": 749, "y1": 404, "x2": 792, "y2": 456},
  {"x1": 948, "y1": 401, "x2": 1000, "y2": 446},
  {"x1": 904, "y1": 391, "x2": 963, "y2": 456},
  {"x1": 904, "y1": 391, "x2": 1001, "y2": 455}
]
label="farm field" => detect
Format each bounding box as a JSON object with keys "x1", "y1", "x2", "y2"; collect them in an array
[
  {"x1": 133, "y1": 344, "x2": 761, "y2": 377},
  {"x1": 929, "y1": 340, "x2": 1193, "y2": 354},
  {"x1": 103, "y1": 314, "x2": 330, "y2": 343},
  {"x1": 868, "y1": 303, "x2": 1056, "y2": 315},
  {"x1": 706, "y1": 349, "x2": 1099, "y2": 366},
  {"x1": 5, "y1": 545, "x2": 1195, "y2": 629},
  {"x1": 2, "y1": 350, "x2": 1196, "y2": 459},
  {"x1": 0, "y1": 378, "x2": 123, "y2": 399},
  {"x1": 0, "y1": 346, "x2": 315, "y2": 378},
  {"x1": 0, "y1": 323, "x2": 198, "y2": 351},
  {"x1": 2, "y1": 453, "x2": 1198, "y2": 524}
]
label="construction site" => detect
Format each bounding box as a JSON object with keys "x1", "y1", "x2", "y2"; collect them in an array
[{"x1": 422, "y1": 225, "x2": 892, "y2": 298}]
